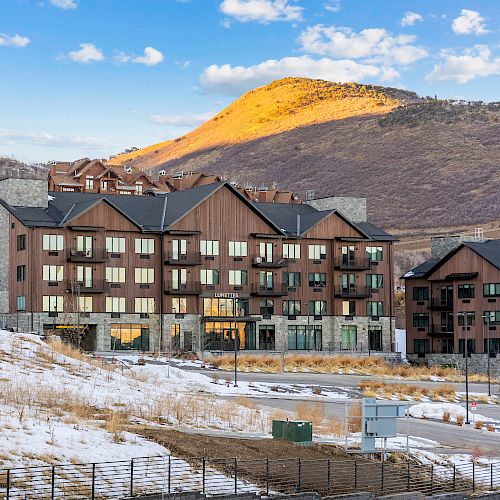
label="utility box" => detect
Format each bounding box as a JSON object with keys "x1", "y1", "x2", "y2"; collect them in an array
[{"x1": 272, "y1": 420, "x2": 312, "y2": 446}]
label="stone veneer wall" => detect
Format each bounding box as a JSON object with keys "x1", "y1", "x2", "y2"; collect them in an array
[
  {"x1": 306, "y1": 197, "x2": 367, "y2": 222},
  {"x1": 430, "y1": 235, "x2": 479, "y2": 259},
  {"x1": 408, "y1": 353, "x2": 500, "y2": 375},
  {"x1": 0, "y1": 178, "x2": 48, "y2": 208}
]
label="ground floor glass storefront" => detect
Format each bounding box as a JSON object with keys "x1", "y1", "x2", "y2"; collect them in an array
[
  {"x1": 287, "y1": 325, "x2": 322, "y2": 350},
  {"x1": 203, "y1": 321, "x2": 256, "y2": 350},
  {"x1": 111, "y1": 323, "x2": 150, "y2": 351}
]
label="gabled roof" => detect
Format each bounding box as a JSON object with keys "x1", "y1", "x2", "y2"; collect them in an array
[
  {"x1": 463, "y1": 240, "x2": 500, "y2": 269},
  {"x1": 355, "y1": 222, "x2": 398, "y2": 242}
]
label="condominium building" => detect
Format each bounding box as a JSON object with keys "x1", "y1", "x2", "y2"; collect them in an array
[{"x1": 0, "y1": 176, "x2": 396, "y2": 353}]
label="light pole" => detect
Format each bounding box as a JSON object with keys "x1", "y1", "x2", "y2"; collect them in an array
[
  {"x1": 482, "y1": 314, "x2": 491, "y2": 397},
  {"x1": 457, "y1": 312, "x2": 474, "y2": 425},
  {"x1": 233, "y1": 298, "x2": 238, "y2": 387}
]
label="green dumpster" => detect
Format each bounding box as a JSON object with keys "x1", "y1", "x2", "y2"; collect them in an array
[{"x1": 272, "y1": 420, "x2": 312, "y2": 446}]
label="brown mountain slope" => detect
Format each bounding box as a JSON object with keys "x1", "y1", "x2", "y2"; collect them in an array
[{"x1": 110, "y1": 78, "x2": 500, "y2": 230}]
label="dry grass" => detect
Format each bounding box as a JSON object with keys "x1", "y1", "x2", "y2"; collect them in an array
[
  {"x1": 360, "y1": 380, "x2": 458, "y2": 401},
  {"x1": 105, "y1": 411, "x2": 128, "y2": 442},
  {"x1": 487, "y1": 424, "x2": 495, "y2": 432},
  {"x1": 295, "y1": 401, "x2": 325, "y2": 428},
  {"x1": 474, "y1": 420, "x2": 484, "y2": 430},
  {"x1": 456, "y1": 415, "x2": 465, "y2": 426},
  {"x1": 442, "y1": 411, "x2": 451, "y2": 423},
  {"x1": 348, "y1": 401, "x2": 362, "y2": 433}
]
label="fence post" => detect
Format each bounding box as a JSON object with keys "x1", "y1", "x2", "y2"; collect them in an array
[
  {"x1": 234, "y1": 458, "x2": 238, "y2": 495},
  {"x1": 51, "y1": 465, "x2": 55, "y2": 500},
  {"x1": 381, "y1": 461, "x2": 384, "y2": 494},
  {"x1": 354, "y1": 461, "x2": 357, "y2": 490},
  {"x1": 168, "y1": 456, "x2": 171, "y2": 494},
  {"x1": 6, "y1": 469, "x2": 10, "y2": 500},
  {"x1": 430, "y1": 465, "x2": 434, "y2": 494},
  {"x1": 491, "y1": 463, "x2": 493, "y2": 491},
  {"x1": 202, "y1": 458, "x2": 206, "y2": 494},
  {"x1": 473, "y1": 462, "x2": 475, "y2": 491},
  {"x1": 297, "y1": 458, "x2": 302, "y2": 493},
  {"x1": 266, "y1": 459, "x2": 270, "y2": 497},
  {"x1": 130, "y1": 458, "x2": 134, "y2": 497},
  {"x1": 327, "y1": 459, "x2": 331, "y2": 492},
  {"x1": 91, "y1": 463, "x2": 96, "y2": 500},
  {"x1": 407, "y1": 462, "x2": 410, "y2": 492},
  {"x1": 453, "y1": 465, "x2": 456, "y2": 491}
]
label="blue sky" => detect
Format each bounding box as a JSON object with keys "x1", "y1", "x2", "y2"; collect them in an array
[{"x1": 1, "y1": 0, "x2": 498, "y2": 163}]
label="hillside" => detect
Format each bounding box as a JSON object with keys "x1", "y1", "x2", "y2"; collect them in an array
[{"x1": 109, "y1": 78, "x2": 500, "y2": 229}]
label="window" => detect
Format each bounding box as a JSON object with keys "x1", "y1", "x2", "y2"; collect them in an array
[
  {"x1": 366, "y1": 274, "x2": 384, "y2": 289},
  {"x1": 79, "y1": 297, "x2": 93, "y2": 313},
  {"x1": 459, "y1": 339, "x2": 476, "y2": 354},
  {"x1": 106, "y1": 297, "x2": 126, "y2": 313},
  {"x1": 341, "y1": 245, "x2": 355, "y2": 265},
  {"x1": 172, "y1": 239, "x2": 187, "y2": 259},
  {"x1": 260, "y1": 299, "x2": 274, "y2": 315},
  {"x1": 135, "y1": 238, "x2": 155, "y2": 254},
  {"x1": 200, "y1": 240, "x2": 219, "y2": 256},
  {"x1": 283, "y1": 300, "x2": 300, "y2": 316},
  {"x1": 458, "y1": 284, "x2": 475, "y2": 299},
  {"x1": 458, "y1": 312, "x2": 475, "y2": 326},
  {"x1": 200, "y1": 269, "x2": 220, "y2": 285},
  {"x1": 308, "y1": 244, "x2": 326, "y2": 260},
  {"x1": 43, "y1": 296, "x2": 63, "y2": 312},
  {"x1": 43, "y1": 234, "x2": 64, "y2": 251},
  {"x1": 111, "y1": 324, "x2": 149, "y2": 351},
  {"x1": 341, "y1": 325, "x2": 357, "y2": 349},
  {"x1": 42, "y1": 265, "x2": 64, "y2": 282},
  {"x1": 308, "y1": 272, "x2": 326, "y2": 287},
  {"x1": 259, "y1": 242, "x2": 273, "y2": 263},
  {"x1": 229, "y1": 241, "x2": 247, "y2": 257},
  {"x1": 288, "y1": 325, "x2": 322, "y2": 350},
  {"x1": 483, "y1": 311, "x2": 500, "y2": 326},
  {"x1": 342, "y1": 300, "x2": 355, "y2": 316},
  {"x1": 483, "y1": 283, "x2": 500, "y2": 297},
  {"x1": 17, "y1": 234, "x2": 26, "y2": 251},
  {"x1": 229, "y1": 270, "x2": 247, "y2": 285},
  {"x1": 283, "y1": 272, "x2": 301, "y2": 287},
  {"x1": 413, "y1": 313, "x2": 429, "y2": 327},
  {"x1": 135, "y1": 297, "x2": 155, "y2": 314},
  {"x1": 85, "y1": 175, "x2": 94, "y2": 190},
  {"x1": 134, "y1": 268, "x2": 154, "y2": 284},
  {"x1": 172, "y1": 297, "x2": 187, "y2": 314},
  {"x1": 106, "y1": 267, "x2": 125, "y2": 283},
  {"x1": 135, "y1": 182, "x2": 143, "y2": 195},
  {"x1": 16, "y1": 296, "x2": 26, "y2": 311},
  {"x1": 259, "y1": 271, "x2": 273, "y2": 289},
  {"x1": 172, "y1": 269, "x2": 187, "y2": 289},
  {"x1": 203, "y1": 298, "x2": 249, "y2": 317},
  {"x1": 76, "y1": 236, "x2": 92, "y2": 256},
  {"x1": 259, "y1": 325, "x2": 275, "y2": 350},
  {"x1": 16, "y1": 265, "x2": 26, "y2": 282},
  {"x1": 366, "y1": 246, "x2": 383, "y2": 262},
  {"x1": 413, "y1": 287, "x2": 429, "y2": 301},
  {"x1": 283, "y1": 243, "x2": 300, "y2": 259},
  {"x1": 484, "y1": 338, "x2": 500, "y2": 354},
  {"x1": 309, "y1": 300, "x2": 326, "y2": 316},
  {"x1": 413, "y1": 339, "x2": 429, "y2": 354},
  {"x1": 367, "y1": 301, "x2": 383, "y2": 317},
  {"x1": 106, "y1": 237, "x2": 125, "y2": 253}
]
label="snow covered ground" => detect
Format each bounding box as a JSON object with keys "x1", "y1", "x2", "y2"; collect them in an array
[{"x1": 409, "y1": 402, "x2": 496, "y2": 425}]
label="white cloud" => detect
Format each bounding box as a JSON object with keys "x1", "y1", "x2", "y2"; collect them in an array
[
  {"x1": 0, "y1": 129, "x2": 110, "y2": 150},
  {"x1": 324, "y1": 1, "x2": 341, "y2": 13},
  {"x1": 426, "y1": 45, "x2": 500, "y2": 83},
  {"x1": 452, "y1": 9, "x2": 488, "y2": 35},
  {"x1": 401, "y1": 12, "x2": 423, "y2": 27},
  {"x1": 148, "y1": 112, "x2": 213, "y2": 127},
  {"x1": 220, "y1": 0, "x2": 303, "y2": 24},
  {"x1": 49, "y1": 0, "x2": 78, "y2": 9},
  {"x1": 115, "y1": 47, "x2": 164, "y2": 66},
  {"x1": 0, "y1": 33, "x2": 30, "y2": 48},
  {"x1": 200, "y1": 55, "x2": 399, "y2": 95},
  {"x1": 299, "y1": 25, "x2": 427, "y2": 65},
  {"x1": 66, "y1": 43, "x2": 104, "y2": 63}
]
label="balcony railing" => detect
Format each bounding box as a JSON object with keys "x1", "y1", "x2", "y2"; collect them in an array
[
  {"x1": 164, "y1": 251, "x2": 202, "y2": 266},
  {"x1": 164, "y1": 281, "x2": 201, "y2": 295},
  {"x1": 67, "y1": 248, "x2": 109, "y2": 263},
  {"x1": 334, "y1": 285, "x2": 372, "y2": 298},
  {"x1": 66, "y1": 280, "x2": 109, "y2": 293},
  {"x1": 251, "y1": 255, "x2": 288, "y2": 268},
  {"x1": 251, "y1": 283, "x2": 288, "y2": 296},
  {"x1": 427, "y1": 325, "x2": 454, "y2": 337},
  {"x1": 428, "y1": 298, "x2": 453, "y2": 310},
  {"x1": 334, "y1": 257, "x2": 372, "y2": 270}
]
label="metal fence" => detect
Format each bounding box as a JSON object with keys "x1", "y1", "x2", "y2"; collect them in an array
[{"x1": 0, "y1": 455, "x2": 499, "y2": 499}]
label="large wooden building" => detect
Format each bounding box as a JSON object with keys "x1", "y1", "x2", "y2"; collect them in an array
[
  {"x1": 0, "y1": 176, "x2": 396, "y2": 353},
  {"x1": 403, "y1": 238, "x2": 500, "y2": 362}
]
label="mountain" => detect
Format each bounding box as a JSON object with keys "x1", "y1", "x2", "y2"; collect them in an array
[{"x1": 109, "y1": 78, "x2": 500, "y2": 230}]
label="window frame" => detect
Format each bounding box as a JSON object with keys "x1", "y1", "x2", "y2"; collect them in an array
[
  {"x1": 105, "y1": 237, "x2": 126, "y2": 253},
  {"x1": 200, "y1": 240, "x2": 219, "y2": 256},
  {"x1": 228, "y1": 241, "x2": 248, "y2": 257},
  {"x1": 135, "y1": 238, "x2": 155, "y2": 255},
  {"x1": 283, "y1": 243, "x2": 300, "y2": 259}
]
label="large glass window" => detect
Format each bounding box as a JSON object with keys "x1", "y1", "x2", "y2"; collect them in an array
[
  {"x1": 341, "y1": 325, "x2": 357, "y2": 349},
  {"x1": 78, "y1": 297, "x2": 93, "y2": 313},
  {"x1": 172, "y1": 239, "x2": 187, "y2": 259},
  {"x1": 259, "y1": 299, "x2": 274, "y2": 315},
  {"x1": 283, "y1": 300, "x2": 300, "y2": 316},
  {"x1": 483, "y1": 283, "x2": 500, "y2": 297},
  {"x1": 106, "y1": 267, "x2": 125, "y2": 283},
  {"x1": 367, "y1": 301, "x2": 383, "y2": 317},
  {"x1": 42, "y1": 265, "x2": 64, "y2": 282},
  {"x1": 459, "y1": 339, "x2": 476, "y2": 354},
  {"x1": 308, "y1": 272, "x2": 326, "y2": 287},
  {"x1": 309, "y1": 300, "x2": 326, "y2": 316},
  {"x1": 259, "y1": 326, "x2": 275, "y2": 350},
  {"x1": 259, "y1": 271, "x2": 273, "y2": 289},
  {"x1": 17, "y1": 234, "x2": 26, "y2": 251},
  {"x1": 106, "y1": 237, "x2": 125, "y2": 253},
  {"x1": 366, "y1": 274, "x2": 384, "y2": 289},
  {"x1": 203, "y1": 298, "x2": 249, "y2": 317},
  {"x1": 200, "y1": 240, "x2": 219, "y2": 256},
  {"x1": 43, "y1": 234, "x2": 64, "y2": 251},
  {"x1": 135, "y1": 238, "x2": 155, "y2": 254},
  {"x1": 483, "y1": 311, "x2": 500, "y2": 326},
  {"x1": 134, "y1": 268, "x2": 154, "y2": 284},
  {"x1": 288, "y1": 325, "x2": 322, "y2": 351},
  {"x1": 85, "y1": 175, "x2": 94, "y2": 190},
  {"x1": 413, "y1": 287, "x2": 429, "y2": 301},
  {"x1": 229, "y1": 241, "x2": 247, "y2": 257},
  {"x1": 201, "y1": 269, "x2": 220, "y2": 285},
  {"x1": 342, "y1": 300, "x2": 355, "y2": 316},
  {"x1": 283, "y1": 243, "x2": 300, "y2": 259},
  {"x1": 135, "y1": 297, "x2": 155, "y2": 313},
  {"x1": 172, "y1": 297, "x2": 187, "y2": 314},
  {"x1": 172, "y1": 269, "x2": 187, "y2": 289},
  {"x1": 229, "y1": 270, "x2": 248, "y2": 285},
  {"x1": 413, "y1": 313, "x2": 429, "y2": 327},
  {"x1": 16, "y1": 295, "x2": 26, "y2": 311},
  {"x1": 111, "y1": 324, "x2": 149, "y2": 351},
  {"x1": 204, "y1": 321, "x2": 256, "y2": 350},
  {"x1": 458, "y1": 312, "x2": 475, "y2": 326},
  {"x1": 458, "y1": 284, "x2": 475, "y2": 299},
  {"x1": 366, "y1": 246, "x2": 383, "y2": 261},
  {"x1": 259, "y1": 242, "x2": 273, "y2": 262},
  {"x1": 283, "y1": 272, "x2": 301, "y2": 287},
  {"x1": 414, "y1": 339, "x2": 429, "y2": 354},
  {"x1": 308, "y1": 244, "x2": 326, "y2": 260},
  {"x1": 43, "y1": 296, "x2": 63, "y2": 312},
  {"x1": 16, "y1": 265, "x2": 26, "y2": 282},
  {"x1": 484, "y1": 338, "x2": 500, "y2": 354},
  {"x1": 106, "y1": 297, "x2": 126, "y2": 313}
]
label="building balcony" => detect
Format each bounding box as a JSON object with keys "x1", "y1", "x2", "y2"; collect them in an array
[
  {"x1": 164, "y1": 251, "x2": 202, "y2": 266},
  {"x1": 334, "y1": 257, "x2": 372, "y2": 271},
  {"x1": 427, "y1": 326, "x2": 454, "y2": 337},
  {"x1": 251, "y1": 255, "x2": 288, "y2": 268},
  {"x1": 67, "y1": 248, "x2": 109, "y2": 263},
  {"x1": 66, "y1": 280, "x2": 109, "y2": 294},
  {"x1": 164, "y1": 281, "x2": 201, "y2": 295},
  {"x1": 334, "y1": 285, "x2": 372, "y2": 298},
  {"x1": 251, "y1": 283, "x2": 288, "y2": 296},
  {"x1": 428, "y1": 298, "x2": 453, "y2": 310}
]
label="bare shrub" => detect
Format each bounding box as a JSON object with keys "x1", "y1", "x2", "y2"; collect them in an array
[
  {"x1": 442, "y1": 411, "x2": 451, "y2": 422},
  {"x1": 456, "y1": 415, "x2": 465, "y2": 426},
  {"x1": 348, "y1": 400, "x2": 362, "y2": 432},
  {"x1": 295, "y1": 401, "x2": 325, "y2": 427}
]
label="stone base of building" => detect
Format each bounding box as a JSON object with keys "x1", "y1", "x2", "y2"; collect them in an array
[
  {"x1": 0, "y1": 312, "x2": 395, "y2": 355},
  {"x1": 408, "y1": 353, "x2": 500, "y2": 375}
]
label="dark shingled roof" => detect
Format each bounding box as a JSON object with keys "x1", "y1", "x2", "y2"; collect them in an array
[
  {"x1": 402, "y1": 258, "x2": 441, "y2": 279},
  {"x1": 355, "y1": 222, "x2": 398, "y2": 242}
]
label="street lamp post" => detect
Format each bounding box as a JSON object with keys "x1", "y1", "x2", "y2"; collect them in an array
[
  {"x1": 233, "y1": 299, "x2": 238, "y2": 387},
  {"x1": 482, "y1": 314, "x2": 491, "y2": 397},
  {"x1": 457, "y1": 312, "x2": 474, "y2": 425}
]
